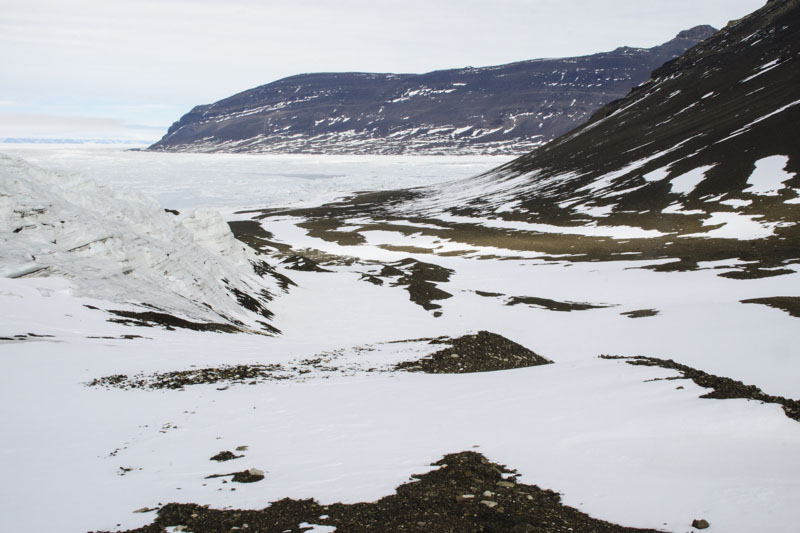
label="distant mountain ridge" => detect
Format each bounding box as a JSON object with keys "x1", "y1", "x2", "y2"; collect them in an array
[{"x1": 148, "y1": 26, "x2": 716, "y2": 155}]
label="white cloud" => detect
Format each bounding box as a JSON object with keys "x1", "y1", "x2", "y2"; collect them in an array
[{"x1": 0, "y1": 112, "x2": 163, "y2": 142}]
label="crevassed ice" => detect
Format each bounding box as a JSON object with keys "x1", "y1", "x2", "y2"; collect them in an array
[{"x1": 0, "y1": 154, "x2": 280, "y2": 329}]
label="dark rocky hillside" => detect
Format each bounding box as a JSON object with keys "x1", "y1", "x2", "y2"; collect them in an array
[{"x1": 148, "y1": 26, "x2": 715, "y2": 155}]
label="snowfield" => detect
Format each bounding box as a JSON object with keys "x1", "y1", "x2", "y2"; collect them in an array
[{"x1": 1, "y1": 147, "x2": 799, "y2": 532}]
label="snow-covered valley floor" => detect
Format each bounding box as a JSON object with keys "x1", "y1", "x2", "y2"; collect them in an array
[{"x1": 1, "y1": 146, "x2": 799, "y2": 532}]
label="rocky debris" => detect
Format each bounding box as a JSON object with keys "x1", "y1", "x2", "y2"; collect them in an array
[
  {"x1": 740, "y1": 296, "x2": 800, "y2": 318},
  {"x1": 87, "y1": 333, "x2": 548, "y2": 389},
  {"x1": 718, "y1": 268, "x2": 795, "y2": 280},
  {"x1": 506, "y1": 296, "x2": 613, "y2": 312},
  {"x1": 210, "y1": 451, "x2": 243, "y2": 462},
  {"x1": 620, "y1": 309, "x2": 660, "y2": 319},
  {"x1": 370, "y1": 258, "x2": 454, "y2": 311},
  {"x1": 100, "y1": 451, "x2": 662, "y2": 532},
  {"x1": 692, "y1": 518, "x2": 710, "y2": 529},
  {"x1": 233, "y1": 469, "x2": 265, "y2": 483},
  {"x1": 106, "y1": 309, "x2": 245, "y2": 334},
  {"x1": 205, "y1": 468, "x2": 265, "y2": 484},
  {"x1": 250, "y1": 258, "x2": 296, "y2": 293},
  {"x1": 87, "y1": 364, "x2": 289, "y2": 390},
  {"x1": 359, "y1": 273, "x2": 384, "y2": 285},
  {"x1": 396, "y1": 331, "x2": 551, "y2": 374},
  {"x1": 601, "y1": 355, "x2": 800, "y2": 422},
  {"x1": 281, "y1": 254, "x2": 332, "y2": 272}
]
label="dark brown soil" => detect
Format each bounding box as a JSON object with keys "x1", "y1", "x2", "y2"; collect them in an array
[
  {"x1": 740, "y1": 296, "x2": 800, "y2": 318},
  {"x1": 98, "y1": 451, "x2": 662, "y2": 533},
  {"x1": 601, "y1": 355, "x2": 800, "y2": 421},
  {"x1": 228, "y1": 220, "x2": 291, "y2": 253},
  {"x1": 506, "y1": 296, "x2": 612, "y2": 312},
  {"x1": 396, "y1": 331, "x2": 551, "y2": 374}
]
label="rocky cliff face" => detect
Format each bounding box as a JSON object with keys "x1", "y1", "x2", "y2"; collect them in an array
[{"x1": 148, "y1": 26, "x2": 715, "y2": 155}]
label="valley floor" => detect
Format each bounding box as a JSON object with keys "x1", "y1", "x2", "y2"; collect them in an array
[{"x1": 1, "y1": 148, "x2": 799, "y2": 532}]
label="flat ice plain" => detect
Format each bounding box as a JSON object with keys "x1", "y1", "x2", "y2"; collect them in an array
[{"x1": 1, "y1": 145, "x2": 799, "y2": 533}]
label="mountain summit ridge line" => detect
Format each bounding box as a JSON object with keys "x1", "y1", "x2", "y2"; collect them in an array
[{"x1": 148, "y1": 26, "x2": 716, "y2": 155}]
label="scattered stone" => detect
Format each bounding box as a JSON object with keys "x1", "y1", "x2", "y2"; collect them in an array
[
  {"x1": 87, "y1": 363, "x2": 289, "y2": 390},
  {"x1": 235, "y1": 446, "x2": 248, "y2": 452},
  {"x1": 692, "y1": 518, "x2": 710, "y2": 529},
  {"x1": 132, "y1": 507, "x2": 156, "y2": 514},
  {"x1": 206, "y1": 468, "x2": 265, "y2": 484},
  {"x1": 396, "y1": 330, "x2": 551, "y2": 374},
  {"x1": 210, "y1": 451, "x2": 243, "y2": 462},
  {"x1": 231, "y1": 469, "x2": 265, "y2": 483},
  {"x1": 100, "y1": 451, "x2": 660, "y2": 532}
]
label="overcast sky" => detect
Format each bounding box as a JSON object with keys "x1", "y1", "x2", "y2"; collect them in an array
[{"x1": 0, "y1": 0, "x2": 766, "y2": 142}]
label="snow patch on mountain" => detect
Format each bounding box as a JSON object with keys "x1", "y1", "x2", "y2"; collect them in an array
[{"x1": 743, "y1": 155, "x2": 795, "y2": 196}]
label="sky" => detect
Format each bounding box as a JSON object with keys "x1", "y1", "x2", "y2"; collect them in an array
[{"x1": 0, "y1": 0, "x2": 767, "y2": 143}]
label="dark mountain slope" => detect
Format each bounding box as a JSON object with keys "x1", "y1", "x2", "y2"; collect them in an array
[
  {"x1": 149, "y1": 27, "x2": 714, "y2": 155},
  {"x1": 390, "y1": 0, "x2": 800, "y2": 232},
  {"x1": 474, "y1": 0, "x2": 800, "y2": 220}
]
